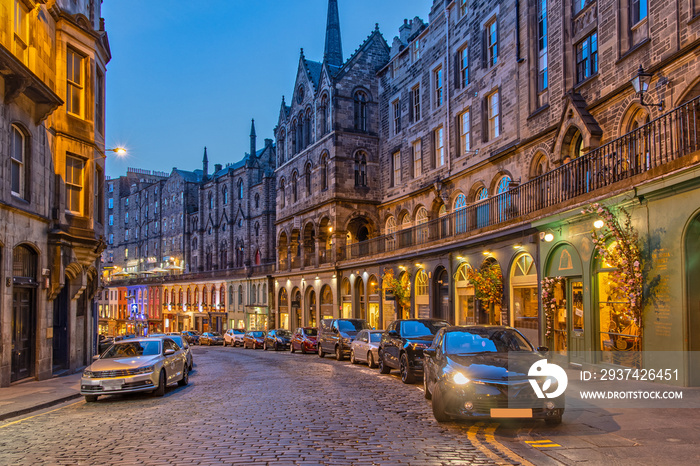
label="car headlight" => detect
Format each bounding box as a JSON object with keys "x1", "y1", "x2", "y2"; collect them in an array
[
  {"x1": 134, "y1": 365, "x2": 155, "y2": 375},
  {"x1": 453, "y1": 372, "x2": 470, "y2": 385}
]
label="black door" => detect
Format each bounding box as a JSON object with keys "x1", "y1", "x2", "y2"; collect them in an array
[
  {"x1": 434, "y1": 269, "x2": 449, "y2": 321},
  {"x1": 11, "y1": 288, "x2": 34, "y2": 382},
  {"x1": 53, "y1": 279, "x2": 70, "y2": 373}
]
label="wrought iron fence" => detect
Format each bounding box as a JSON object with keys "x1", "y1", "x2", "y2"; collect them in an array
[{"x1": 342, "y1": 96, "x2": 700, "y2": 260}]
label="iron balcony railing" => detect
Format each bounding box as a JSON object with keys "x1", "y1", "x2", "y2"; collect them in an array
[{"x1": 343, "y1": 95, "x2": 700, "y2": 260}]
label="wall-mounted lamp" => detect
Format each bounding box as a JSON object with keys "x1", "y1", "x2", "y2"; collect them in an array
[
  {"x1": 630, "y1": 65, "x2": 664, "y2": 111},
  {"x1": 482, "y1": 251, "x2": 491, "y2": 256},
  {"x1": 399, "y1": 265, "x2": 406, "y2": 270},
  {"x1": 414, "y1": 263, "x2": 422, "y2": 268},
  {"x1": 456, "y1": 256, "x2": 465, "y2": 261},
  {"x1": 594, "y1": 220, "x2": 605, "y2": 229},
  {"x1": 544, "y1": 233, "x2": 554, "y2": 242},
  {"x1": 513, "y1": 243, "x2": 522, "y2": 249}
]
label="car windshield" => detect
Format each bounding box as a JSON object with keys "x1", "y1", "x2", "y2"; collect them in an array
[
  {"x1": 102, "y1": 341, "x2": 160, "y2": 358},
  {"x1": 444, "y1": 329, "x2": 533, "y2": 354},
  {"x1": 233, "y1": 330, "x2": 245, "y2": 334},
  {"x1": 402, "y1": 321, "x2": 448, "y2": 338},
  {"x1": 303, "y1": 328, "x2": 318, "y2": 336},
  {"x1": 210, "y1": 333, "x2": 221, "y2": 337},
  {"x1": 252, "y1": 331, "x2": 264, "y2": 337},
  {"x1": 276, "y1": 330, "x2": 291, "y2": 337},
  {"x1": 170, "y1": 336, "x2": 185, "y2": 347},
  {"x1": 370, "y1": 333, "x2": 382, "y2": 343},
  {"x1": 338, "y1": 320, "x2": 369, "y2": 332}
]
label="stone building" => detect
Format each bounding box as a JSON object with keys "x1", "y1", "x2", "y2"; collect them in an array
[
  {"x1": 0, "y1": 0, "x2": 110, "y2": 385},
  {"x1": 105, "y1": 122, "x2": 277, "y2": 334}
]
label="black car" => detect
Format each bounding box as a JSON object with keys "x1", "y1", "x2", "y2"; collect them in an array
[
  {"x1": 423, "y1": 325, "x2": 563, "y2": 425},
  {"x1": 264, "y1": 329, "x2": 292, "y2": 351},
  {"x1": 378, "y1": 319, "x2": 449, "y2": 383},
  {"x1": 182, "y1": 331, "x2": 200, "y2": 345},
  {"x1": 317, "y1": 318, "x2": 370, "y2": 361}
]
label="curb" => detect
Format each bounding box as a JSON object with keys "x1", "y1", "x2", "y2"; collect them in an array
[{"x1": 0, "y1": 393, "x2": 82, "y2": 422}]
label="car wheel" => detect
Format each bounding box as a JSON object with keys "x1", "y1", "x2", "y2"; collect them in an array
[
  {"x1": 335, "y1": 345, "x2": 344, "y2": 361},
  {"x1": 432, "y1": 385, "x2": 450, "y2": 422},
  {"x1": 423, "y1": 372, "x2": 432, "y2": 400},
  {"x1": 154, "y1": 369, "x2": 166, "y2": 397},
  {"x1": 85, "y1": 395, "x2": 99, "y2": 403},
  {"x1": 290, "y1": 343, "x2": 295, "y2": 353},
  {"x1": 350, "y1": 349, "x2": 357, "y2": 364},
  {"x1": 263, "y1": 341, "x2": 268, "y2": 351},
  {"x1": 178, "y1": 365, "x2": 189, "y2": 387},
  {"x1": 400, "y1": 353, "x2": 416, "y2": 384},
  {"x1": 318, "y1": 345, "x2": 325, "y2": 358},
  {"x1": 300, "y1": 344, "x2": 306, "y2": 354},
  {"x1": 545, "y1": 411, "x2": 563, "y2": 426},
  {"x1": 368, "y1": 351, "x2": 377, "y2": 369},
  {"x1": 378, "y1": 351, "x2": 391, "y2": 374}
]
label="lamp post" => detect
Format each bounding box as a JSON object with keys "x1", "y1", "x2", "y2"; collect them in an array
[{"x1": 630, "y1": 65, "x2": 663, "y2": 111}]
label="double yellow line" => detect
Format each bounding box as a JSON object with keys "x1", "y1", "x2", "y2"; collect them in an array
[
  {"x1": 466, "y1": 422, "x2": 536, "y2": 466},
  {"x1": 0, "y1": 400, "x2": 83, "y2": 430}
]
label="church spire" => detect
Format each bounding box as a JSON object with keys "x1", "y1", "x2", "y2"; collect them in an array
[
  {"x1": 250, "y1": 119, "x2": 257, "y2": 156},
  {"x1": 324, "y1": 0, "x2": 343, "y2": 67},
  {"x1": 203, "y1": 147, "x2": 209, "y2": 177}
]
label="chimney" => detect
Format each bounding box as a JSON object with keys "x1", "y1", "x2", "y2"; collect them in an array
[
  {"x1": 214, "y1": 164, "x2": 222, "y2": 173},
  {"x1": 399, "y1": 19, "x2": 412, "y2": 43}
]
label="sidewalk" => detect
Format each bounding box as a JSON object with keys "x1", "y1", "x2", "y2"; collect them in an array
[{"x1": 0, "y1": 373, "x2": 82, "y2": 421}]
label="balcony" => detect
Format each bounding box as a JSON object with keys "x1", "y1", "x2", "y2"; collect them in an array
[{"x1": 342, "y1": 96, "x2": 700, "y2": 261}]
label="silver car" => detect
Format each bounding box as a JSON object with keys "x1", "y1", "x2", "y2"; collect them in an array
[
  {"x1": 80, "y1": 337, "x2": 189, "y2": 402},
  {"x1": 149, "y1": 334, "x2": 193, "y2": 372},
  {"x1": 350, "y1": 329, "x2": 383, "y2": 368}
]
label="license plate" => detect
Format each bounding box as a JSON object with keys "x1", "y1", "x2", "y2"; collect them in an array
[
  {"x1": 102, "y1": 379, "x2": 124, "y2": 391},
  {"x1": 490, "y1": 408, "x2": 533, "y2": 418}
]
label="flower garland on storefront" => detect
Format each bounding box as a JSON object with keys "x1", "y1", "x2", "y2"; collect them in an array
[
  {"x1": 541, "y1": 276, "x2": 564, "y2": 338},
  {"x1": 381, "y1": 268, "x2": 412, "y2": 314},
  {"x1": 583, "y1": 203, "x2": 644, "y2": 329},
  {"x1": 465, "y1": 264, "x2": 503, "y2": 306}
]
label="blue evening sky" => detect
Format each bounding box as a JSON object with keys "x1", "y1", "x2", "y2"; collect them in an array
[{"x1": 102, "y1": 0, "x2": 431, "y2": 178}]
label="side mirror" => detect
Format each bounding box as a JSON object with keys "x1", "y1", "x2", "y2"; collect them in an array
[
  {"x1": 388, "y1": 330, "x2": 399, "y2": 338},
  {"x1": 423, "y1": 347, "x2": 437, "y2": 358},
  {"x1": 92, "y1": 354, "x2": 100, "y2": 361},
  {"x1": 164, "y1": 349, "x2": 176, "y2": 356},
  {"x1": 536, "y1": 346, "x2": 549, "y2": 354}
]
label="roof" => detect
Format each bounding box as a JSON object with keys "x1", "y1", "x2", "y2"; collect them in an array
[{"x1": 304, "y1": 59, "x2": 323, "y2": 88}]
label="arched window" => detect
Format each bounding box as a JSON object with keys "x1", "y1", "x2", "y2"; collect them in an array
[
  {"x1": 238, "y1": 285, "x2": 243, "y2": 305},
  {"x1": 211, "y1": 287, "x2": 216, "y2": 305},
  {"x1": 255, "y1": 222, "x2": 260, "y2": 237},
  {"x1": 292, "y1": 171, "x2": 298, "y2": 203},
  {"x1": 496, "y1": 175, "x2": 512, "y2": 222},
  {"x1": 386, "y1": 216, "x2": 397, "y2": 250},
  {"x1": 354, "y1": 90, "x2": 368, "y2": 131},
  {"x1": 208, "y1": 192, "x2": 214, "y2": 210},
  {"x1": 11, "y1": 125, "x2": 27, "y2": 198},
  {"x1": 305, "y1": 108, "x2": 313, "y2": 147},
  {"x1": 400, "y1": 212, "x2": 411, "y2": 229},
  {"x1": 251, "y1": 285, "x2": 256, "y2": 303},
  {"x1": 254, "y1": 193, "x2": 260, "y2": 209},
  {"x1": 454, "y1": 193, "x2": 467, "y2": 233},
  {"x1": 192, "y1": 237, "x2": 198, "y2": 250},
  {"x1": 187, "y1": 288, "x2": 192, "y2": 304},
  {"x1": 220, "y1": 286, "x2": 225, "y2": 305},
  {"x1": 296, "y1": 116, "x2": 304, "y2": 153},
  {"x1": 354, "y1": 152, "x2": 367, "y2": 187},
  {"x1": 416, "y1": 207, "x2": 429, "y2": 243},
  {"x1": 255, "y1": 249, "x2": 261, "y2": 265},
  {"x1": 222, "y1": 187, "x2": 228, "y2": 205},
  {"x1": 237, "y1": 179, "x2": 243, "y2": 199},
  {"x1": 305, "y1": 163, "x2": 312, "y2": 196},
  {"x1": 320, "y1": 154, "x2": 328, "y2": 191},
  {"x1": 262, "y1": 284, "x2": 267, "y2": 303},
  {"x1": 321, "y1": 94, "x2": 330, "y2": 135},
  {"x1": 278, "y1": 130, "x2": 286, "y2": 165},
  {"x1": 290, "y1": 120, "x2": 298, "y2": 155},
  {"x1": 416, "y1": 270, "x2": 429, "y2": 297},
  {"x1": 228, "y1": 285, "x2": 234, "y2": 305},
  {"x1": 475, "y1": 186, "x2": 489, "y2": 228}
]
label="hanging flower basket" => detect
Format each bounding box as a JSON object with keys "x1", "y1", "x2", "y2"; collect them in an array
[
  {"x1": 466, "y1": 264, "x2": 502, "y2": 306},
  {"x1": 382, "y1": 268, "x2": 411, "y2": 314}
]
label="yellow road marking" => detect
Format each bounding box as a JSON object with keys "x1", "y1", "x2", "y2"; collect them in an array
[
  {"x1": 483, "y1": 423, "x2": 537, "y2": 466},
  {"x1": 467, "y1": 423, "x2": 507, "y2": 464},
  {"x1": 525, "y1": 440, "x2": 561, "y2": 448},
  {"x1": 0, "y1": 399, "x2": 83, "y2": 429}
]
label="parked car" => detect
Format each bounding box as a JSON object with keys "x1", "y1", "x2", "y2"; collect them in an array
[
  {"x1": 423, "y1": 325, "x2": 563, "y2": 425},
  {"x1": 317, "y1": 318, "x2": 370, "y2": 361},
  {"x1": 224, "y1": 329, "x2": 246, "y2": 347},
  {"x1": 264, "y1": 329, "x2": 292, "y2": 351},
  {"x1": 98, "y1": 335, "x2": 114, "y2": 354},
  {"x1": 243, "y1": 331, "x2": 266, "y2": 349},
  {"x1": 149, "y1": 334, "x2": 193, "y2": 371},
  {"x1": 378, "y1": 319, "x2": 449, "y2": 383},
  {"x1": 181, "y1": 331, "x2": 200, "y2": 345},
  {"x1": 80, "y1": 337, "x2": 189, "y2": 402},
  {"x1": 350, "y1": 329, "x2": 383, "y2": 367},
  {"x1": 290, "y1": 327, "x2": 318, "y2": 354},
  {"x1": 200, "y1": 332, "x2": 224, "y2": 346}
]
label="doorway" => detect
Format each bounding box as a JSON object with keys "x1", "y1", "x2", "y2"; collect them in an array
[
  {"x1": 53, "y1": 279, "x2": 70, "y2": 373},
  {"x1": 433, "y1": 268, "x2": 449, "y2": 321},
  {"x1": 12, "y1": 288, "x2": 34, "y2": 382},
  {"x1": 686, "y1": 213, "x2": 700, "y2": 385}
]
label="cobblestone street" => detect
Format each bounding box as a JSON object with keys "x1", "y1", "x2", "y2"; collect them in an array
[{"x1": 0, "y1": 346, "x2": 503, "y2": 465}]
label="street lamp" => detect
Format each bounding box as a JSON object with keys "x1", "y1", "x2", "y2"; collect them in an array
[
  {"x1": 630, "y1": 65, "x2": 663, "y2": 111},
  {"x1": 108, "y1": 147, "x2": 127, "y2": 156}
]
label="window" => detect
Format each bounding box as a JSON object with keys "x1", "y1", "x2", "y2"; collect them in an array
[
  {"x1": 108, "y1": 198, "x2": 114, "y2": 209},
  {"x1": 321, "y1": 155, "x2": 328, "y2": 191},
  {"x1": 108, "y1": 182, "x2": 113, "y2": 193},
  {"x1": 125, "y1": 230, "x2": 129, "y2": 240},
  {"x1": 416, "y1": 270, "x2": 429, "y2": 296},
  {"x1": 354, "y1": 91, "x2": 368, "y2": 132},
  {"x1": 11, "y1": 125, "x2": 26, "y2": 198},
  {"x1": 125, "y1": 212, "x2": 129, "y2": 224},
  {"x1": 631, "y1": 0, "x2": 647, "y2": 25},
  {"x1": 576, "y1": 32, "x2": 598, "y2": 83},
  {"x1": 254, "y1": 193, "x2": 260, "y2": 208},
  {"x1": 292, "y1": 172, "x2": 298, "y2": 203},
  {"x1": 13, "y1": 0, "x2": 28, "y2": 63},
  {"x1": 109, "y1": 234, "x2": 113, "y2": 245},
  {"x1": 126, "y1": 198, "x2": 129, "y2": 207},
  {"x1": 537, "y1": 0, "x2": 548, "y2": 93},
  {"x1": 393, "y1": 151, "x2": 401, "y2": 186},
  {"x1": 434, "y1": 66, "x2": 443, "y2": 107},
  {"x1": 280, "y1": 180, "x2": 286, "y2": 208},
  {"x1": 96, "y1": 70, "x2": 105, "y2": 135},
  {"x1": 96, "y1": 166, "x2": 104, "y2": 224},
  {"x1": 406, "y1": 142, "x2": 420, "y2": 181},
  {"x1": 208, "y1": 192, "x2": 214, "y2": 210},
  {"x1": 66, "y1": 48, "x2": 84, "y2": 117},
  {"x1": 487, "y1": 90, "x2": 500, "y2": 140},
  {"x1": 305, "y1": 164, "x2": 312, "y2": 195},
  {"x1": 459, "y1": 111, "x2": 471, "y2": 155},
  {"x1": 454, "y1": 194, "x2": 467, "y2": 233},
  {"x1": 65, "y1": 155, "x2": 84, "y2": 214},
  {"x1": 434, "y1": 126, "x2": 445, "y2": 167},
  {"x1": 392, "y1": 99, "x2": 401, "y2": 135},
  {"x1": 460, "y1": 0, "x2": 468, "y2": 16},
  {"x1": 109, "y1": 215, "x2": 113, "y2": 225},
  {"x1": 223, "y1": 187, "x2": 228, "y2": 205},
  {"x1": 411, "y1": 40, "x2": 421, "y2": 62},
  {"x1": 238, "y1": 180, "x2": 243, "y2": 199},
  {"x1": 486, "y1": 18, "x2": 498, "y2": 67},
  {"x1": 411, "y1": 85, "x2": 421, "y2": 123},
  {"x1": 459, "y1": 45, "x2": 469, "y2": 88},
  {"x1": 354, "y1": 152, "x2": 367, "y2": 187},
  {"x1": 574, "y1": 0, "x2": 587, "y2": 15},
  {"x1": 125, "y1": 248, "x2": 128, "y2": 259},
  {"x1": 386, "y1": 216, "x2": 397, "y2": 250}
]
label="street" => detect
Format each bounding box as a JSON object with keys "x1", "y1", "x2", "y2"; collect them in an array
[{"x1": 2, "y1": 346, "x2": 699, "y2": 465}]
